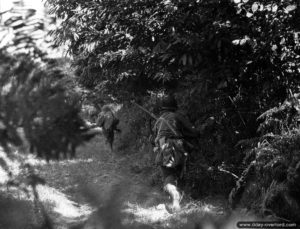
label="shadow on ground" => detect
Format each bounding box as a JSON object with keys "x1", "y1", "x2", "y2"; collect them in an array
[{"x1": 0, "y1": 136, "x2": 262, "y2": 229}]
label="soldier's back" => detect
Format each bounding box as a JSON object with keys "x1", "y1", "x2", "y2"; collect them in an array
[{"x1": 97, "y1": 111, "x2": 114, "y2": 130}]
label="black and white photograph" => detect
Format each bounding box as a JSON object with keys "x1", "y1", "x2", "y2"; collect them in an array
[{"x1": 0, "y1": 0, "x2": 299, "y2": 228}]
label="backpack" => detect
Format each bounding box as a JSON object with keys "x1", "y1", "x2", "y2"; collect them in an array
[
  {"x1": 97, "y1": 111, "x2": 119, "y2": 130},
  {"x1": 158, "y1": 138, "x2": 186, "y2": 168}
]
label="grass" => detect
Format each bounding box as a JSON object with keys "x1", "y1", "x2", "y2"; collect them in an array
[{"x1": 0, "y1": 135, "x2": 268, "y2": 229}]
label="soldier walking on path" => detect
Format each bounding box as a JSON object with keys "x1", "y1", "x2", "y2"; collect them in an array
[
  {"x1": 152, "y1": 94, "x2": 199, "y2": 212},
  {"x1": 97, "y1": 105, "x2": 120, "y2": 152}
]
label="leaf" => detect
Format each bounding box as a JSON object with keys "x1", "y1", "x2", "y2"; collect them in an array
[
  {"x1": 232, "y1": 39, "x2": 240, "y2": 45},
  {"x1": 240, "y1": 39, "x2": 246, "y2": 45},
  {"x1": 73, "y1": 33, "x2": 79, "y2": 41},
  {"x1": 271, "y1": 44, "x2": 277, "y2": 51},
  {"x1": 161, "y1": 54, "x2": 171, "y2": 62},
  {"x1": 285, "y1": 5, "x2": 297, "y2": 13},
  {"x1": 232, "y1": 36, "x2": 250, "y2": 46},
  {"x1": 252, "y1": 2, "x2": 259, "y2": 13},
  {"x1": 272, "y1": 4, "x2": 278, "y2": 12},
  {"x1": 246, "y1": 12, "x2": 253, "y2": 17},
  {"x1": 259, "y1": 4, "x2": 264, "y2": 11}
]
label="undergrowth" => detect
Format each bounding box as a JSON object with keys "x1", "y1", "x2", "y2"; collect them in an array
[{"x1": 232, "y1": 96, "x2": 300, "y2": 222}]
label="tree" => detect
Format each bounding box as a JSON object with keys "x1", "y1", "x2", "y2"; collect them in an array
[
  {"x1": 46, "y1": 0, "x2": 300, "y2": 123},
  {"x1": 0, "y1": 2, "x2": 95, "y2": 159},
  {"x1": 0, "y1": 4, "x2": 97, "y2": 227},
  {"x1": 47, "y1": 0, "x2": 300, "y2": 210}
]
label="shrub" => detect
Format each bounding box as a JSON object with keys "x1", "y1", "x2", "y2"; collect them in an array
[{"x1": 231, "y1": 96, "x2": 300, "y2": 221}]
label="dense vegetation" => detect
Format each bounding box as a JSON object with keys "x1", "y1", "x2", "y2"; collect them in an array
[
  {"x1": 45, "y1": 0, "x2": 300, "y2": 145},
  {"x1": 0, "y1": 2, "x2": 96, "y2": 159},
  {"x1": 0, "y1": 0, "x2": 299, "y2": 224},
  {"x1": 0, "y1": 4, "x2": 100, "y2": 228},
  {"x1": 44, "y1": 0, "x2": 300, "y2": 220}
]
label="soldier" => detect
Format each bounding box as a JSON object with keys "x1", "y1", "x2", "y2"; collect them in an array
[
  {"x1": 152, "y1": 94, "x2": 199, "y2": 212},
  {"x1": 97, "y1": 105, "x2": 120, "y2": 151}
]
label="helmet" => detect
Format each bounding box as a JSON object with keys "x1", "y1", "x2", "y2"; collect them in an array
[
  {"x1": 161, "y1": 94, "x2": 178, "y2": 111},
  {"x1": 101, "y1": 104, "x2": 112, "y2": 113}
]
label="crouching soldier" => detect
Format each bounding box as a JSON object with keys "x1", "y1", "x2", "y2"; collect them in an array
[
  {"x1": 153, "y1": 94, "x2": 199, "y2": 212},
  {"x1": 97, "y1": 105, "x2": 120, "y2": 151}
]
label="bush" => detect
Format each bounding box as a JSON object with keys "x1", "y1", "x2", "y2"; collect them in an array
[{"x1": 231, "y1": 96, "x2": 300, "y2": 221}]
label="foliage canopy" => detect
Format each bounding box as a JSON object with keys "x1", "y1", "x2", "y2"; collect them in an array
[
  {"x1": 0, "y1": 3, "x2": 95, "y2": 159},
  {"x1": 46, "y1": 0, "x2": 300, "y2": 220},
  {"x1": 47, "y1": 0, "x2": 300, "y2": 137}
]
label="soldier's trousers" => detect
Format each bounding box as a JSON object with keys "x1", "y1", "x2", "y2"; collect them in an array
[{"x1": 161, "y1": 164, "x2": 183, "y2": 187}]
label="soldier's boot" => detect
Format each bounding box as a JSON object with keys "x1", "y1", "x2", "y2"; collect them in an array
[{"x1": 164, "y1": 183, "x2": 181, "y2": 212}]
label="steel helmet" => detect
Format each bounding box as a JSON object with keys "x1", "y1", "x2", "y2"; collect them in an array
[{"x1": 161, "y1": 94, "x2": 178, "y2": 111}]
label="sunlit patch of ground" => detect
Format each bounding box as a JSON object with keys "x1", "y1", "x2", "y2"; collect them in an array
[
  {"x1": 37, "y1": 185, "x2": 94, "y2": 218},
  {"x1": 123, "y1": 199, "x2": 227, "y2": 228},
  {"x1": 122, "y1": 198, "x2": 262, "y2": 229},
  {"x1": 12, "y1": 150, "x2": 95, "y2": 166},
  {"x1": 2, "y1": 137, "x2": 260, "y2": 229},
  {"x1": 24, "y1": 137, "x2": 239, "y2": 229},
  {"x1": 0, "y1": 146, "x2": 96, "y2": 228},
  {"x1": 123, "y1": 203, "x2": 171, "y2": 225}
]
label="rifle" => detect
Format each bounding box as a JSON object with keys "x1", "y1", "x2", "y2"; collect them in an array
[
  {"x1": 132, "y1": 101, "x2": 179, "y2": 137},
  {"x1": 133, "y1": 101, "x2": 190, "y2": 178},
  {"x1": 132, "y1": 101, "x2": 240, "y2": 180}
]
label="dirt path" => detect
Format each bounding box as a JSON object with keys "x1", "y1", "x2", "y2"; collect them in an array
[{"x1": 31, "y1": 136, "x2": 239, "y2": 229}]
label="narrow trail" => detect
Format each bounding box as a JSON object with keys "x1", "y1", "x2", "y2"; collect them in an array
[{"x1": 29, "y1": 136, "x2": 252, "y2": 229}]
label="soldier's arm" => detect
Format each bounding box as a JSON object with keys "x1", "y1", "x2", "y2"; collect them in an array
[
  {"x1": 176, "y1": 113, "x2": 199, "y2": 138},
  {"x1": 152, "y1": 119, "x2": 161, "y2": 147}
]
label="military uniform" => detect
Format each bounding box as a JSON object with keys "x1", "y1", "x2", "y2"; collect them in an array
[
  {"x1": 153, "y1": 111, "x2": 198, "y2": 185},
  {"x1": 152, "y1": 95, "x2": 198, "y2": 211},
  {"x1": 97, "y1": 105, "x2": 120, "y2": 150}
]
